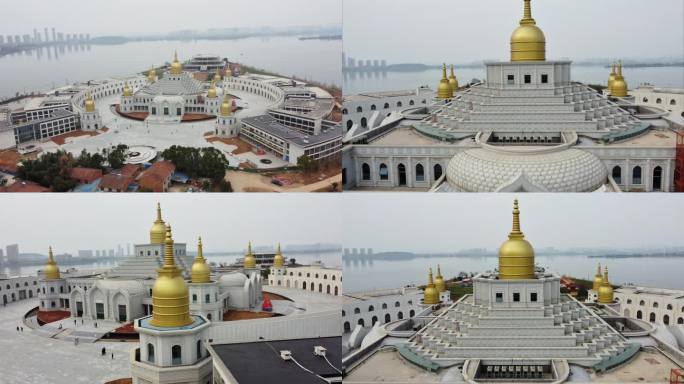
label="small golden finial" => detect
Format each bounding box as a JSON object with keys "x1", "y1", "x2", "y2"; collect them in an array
[
  {"x1": 428, "y1": 267, "x2": 434, "y2": 284},
  {"x1": 510, "y1": 199, "x2": 522, "y2": 236},
  {"x1": 442, "y1": 63, "x2": 447, "y2": 79},
  {"x1": 521, "y1": 0, "x2": 535, "y2": 25},
  {"x1": 198, "y1": 236, "x2": 204, "y2": 258},
  {"x1": 163, "y1": 224, "x2": 176, "y2": 267}
]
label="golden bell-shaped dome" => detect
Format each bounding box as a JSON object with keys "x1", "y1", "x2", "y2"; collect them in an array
[
  {"x1": 611, "y1": 61, "x2": 628, "y2": 97},
  {"x1": 592, "y1": 263, "x2": 604, "y2": 291},
  {"x1": 150, "y1": 224, "x2": 192, "y2": 328},
  {"x1": 273, "y1": 243, "x2": 285, "y2": 268},
  {"x1": 597, "y1": 266, "x2": 614, "y2": 304},
  {"x1": 123, "y1": 81, "x2": 132, "y2": 97},
  {"x1": 148, "y1": 66, "x2": 157, "y2": 83},
  {"x1": 43, "y1": 246, "x2": 61, "y2": 280},
  {"x1": 510, "y1": 0, "x2": 546, "y2": 61},
  {"x1": 170, "y1": 51, "x2": 182, "y2": 75},
  {"x1": 448, "y1": 65, "x2": 459, "y2": 92},
  {"x1": 220, "y1": 94, "x2": 232, "y2": 116},
  {"x1": 423, "y1": 267, "x2": 439, "y2": 305},
  {"x1": 191, "y1": 236, "x2": 211, "y2": 283},
  {"x1": 437, "y1": 64, "x2": 453, "y2": 100},
  {"x1": 84, "y1": 92, "x2": 95, "y2": 113},
  {"x1": 214, "y1": 69, "x2": 222, "y2": 82},
  {"x1": 149, "y1": 203, "x2": 166, "y2": 244},
  {"x1": 244, "y1": 241, "x2": 256, "y2": 269},
  {"x1": 207, "y1": 81, "x2": 218, "y2": 99},
  {"x1": 607, "y1": 63, "x2": 617, "y2": 94},
  {"x1": 435, "y1": 264, "x2": 446, "y2": 292},
  {"x1": 499, "y1": 199, "x2": 535, "y2": 280}
]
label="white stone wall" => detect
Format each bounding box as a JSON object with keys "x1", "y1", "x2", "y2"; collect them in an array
[
  {"x1": 633, "y1": 87, "x2": 684, "y2": 118},
  {"x1": 614, "y1": 287, "x2": 684, "y2": 325},
  {"x1": 189, "y1": 282, "x2": 222, "y2": 322},
  {"x1": 0, "y1": 275, "x2": 40, "y2": 304},
  {"x1": 272, "y1": 265, "x2": 341, "y2": 296},
  {"x1": 38, "y1": 278, "x2": 67, "y2": 311},
  {"x1": 343, "y1": 90, "x2": 433, "y2": 132},
  {"x1": 342, "y1": 292, "x2": 424, "y2": 332}
]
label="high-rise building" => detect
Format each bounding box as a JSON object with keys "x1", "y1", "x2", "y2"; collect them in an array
[{"x1": 6, "y1": 244, "x2": 19, "y2": 263}]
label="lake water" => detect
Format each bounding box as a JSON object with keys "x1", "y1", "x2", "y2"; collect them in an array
[
  {"x1": 0, "y1": 37, "x2": 342, "y2": 98},
  {"x1": 1, "y1": 251, "x2": 340, "y2": 277},
  {"x1": 342, "y1": 254, "x2": 684, "y2": 293},
  {"x1": 343, "y1": 66, "x2": 684, "y2": 95}
]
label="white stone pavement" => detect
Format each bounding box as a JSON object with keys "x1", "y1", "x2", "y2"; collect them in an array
[{"x1": 0, "y1": 299, "x2": 134, "y2": 384}]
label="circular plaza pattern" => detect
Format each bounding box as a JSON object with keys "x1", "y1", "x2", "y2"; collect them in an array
[{"x1": 125, "y1": 146, "x2": 158, "y2": 164}]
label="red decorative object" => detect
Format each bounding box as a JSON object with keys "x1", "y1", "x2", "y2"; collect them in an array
[{"x1": 262, "y1": 297, "x2": 273, "y2": 312}]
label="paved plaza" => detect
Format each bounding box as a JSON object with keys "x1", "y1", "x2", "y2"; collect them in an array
[{"x1": 0, "y1": 299, "x2": 135, "y2": 384}]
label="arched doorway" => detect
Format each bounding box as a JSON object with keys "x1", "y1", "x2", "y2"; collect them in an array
[
  {"x1": 2, "y1": 295, "x2": 6, "y2": 305},
  {"x1": 344, "y1": 322, "x2": 351, "y2": 332},
  {"x1": 653, "y1": 166, "x2": 662, "y2": 191},
  {"x1": 357, "y1": 318, "x2": 365, "y2": 327},
  {"x1": 663, "y1": 314, "x2": 670, "y2": 325},
  {"x1": 678, "y1": 317, "x2": 683, "y2": 324},
  {"x1": 637, "y1": 310, "x2": 642, "y2": 319},
  {"x1": 346, "y1": 120, "x2": 353, "y2": 130},
  {"x1": 371, "y1": 316, "x2": 378, "y2": 325},
  {"x1": 385, "y1": 313, "x2": 391, "y2": 323},
  {"x1": 612, "y1": 166, "x2": 622, "y2": 184},
  {"x1": 397, "y1": 311, "x2": 404, "y2": 320},
  {"x1": 360, "y1": 117, "x2": 367, "y2": 128},
  {"x1": 434, "y1": 164, "x2": 443, "y2": 181},
  {"x1": 410, "y1": 309, "x2": 415, "y2": 317},
  {"x1": 649, "y1": 312, "x2": 656, "y2": 323},
  {"x1": 362, "y1": 163, "x2": 371, "y2": 180},
  {"x1": 397, "y1": 164, "x2": 407, "y2": 186},
  {"x1": 379, "y1": 163, "x2": 389, "y2": 180}
]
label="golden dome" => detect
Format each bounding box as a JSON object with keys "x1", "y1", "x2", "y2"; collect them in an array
[
  {"x1": 423, "y1": 267, "x2": 439, "y2": 305},
  {"x1": 191, "y1": 236, "x2": 211, "y2": 284},
  {"x1": 510, "y1": 0, "x2": 546, "y2": 62},
  {"x1": 148, "y1": 67, "x2": 157, "y2": 83},
  {"x1": 244, "y1": 241, "x2": 256, "y2": 269},
  {"x1": 607, "y1": 63, "x2": 617, "y2": 94},
  {"x1": 448, "y1": 65, "x2": 459, "y2": 92},
  {"x1": 437, "y1": 64, "x2": 453, "y2": 100},
  {"x1": 499, "y1": 199, "x2": 535, "y2": 280},
  {"x1": 150, "y1": 224, "x2": 193, "y2": 328},
  {"x1": 84, "y1": 92, "x2": 95, "y2": 113},
  {"x1": 435, "y1": 264, "x2": 446, "y2": 292},
  {"x1": 273, "y1": 243, "x2": 285, "y2": 268},
  {"x1": 220, "y1": 94, "x2": 232, "y2": 116},
  {"x1": 214, "y1": 70, "x2": 222, "y2": 82},
  {"x1": 123, "y1": 81, "x2": 132, "y2": 97},
  {"x1": 611, "y1": 61, "x2": 628, "y2": 97},
  {"x1": 207, "y1": 81, "x2": 218, "y2": 99},
  {"x1": 43, "y1": 246, "x2": 60, "y2": 280},
  {"x1": 592, "y1": 263, "x2": 604, "y2": 291},
  {"x1": 597, "y1": 266, "x2": 614, "y2": 304},
  {"x1": 170, "y1": 51, "x2": 182, "y2": 75},
  {"x1": 149, "y1": 202, "x2": 166, "y2": 244}
]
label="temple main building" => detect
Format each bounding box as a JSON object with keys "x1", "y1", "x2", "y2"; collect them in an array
[{"x1": 342, "y1": 0, "x2": 682, "y2": 192}]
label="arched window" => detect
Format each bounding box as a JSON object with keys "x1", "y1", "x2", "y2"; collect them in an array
[
  {"x1": 649, "y1": 312, "x2": 656, "y2": 323},
  {"x1": 670, "y1": 99, "x2": 676, "y2": 106},
  {"x1": 370, "y1": 104, "x2": 376, "y2": 111},
  {"x1": 318, "y1": 283, "x2": 323, "y2": 293},
  {"x1": 642, "y1": 97, "x2": 648, "y2": 103},
  {"x1": 147, "y1": 343, "x2": 155, "y2": 363},
  {"x1": 356, "y1": 106, "x2": 363, "y2": 113},
  {"x1": 382, "y1": 303, "x2": 387, "y2": 309},
  {"x1": 653, "y1": 302, "x2": 659, "y2": 308},
  {"x1": 346, "y1": 120, "x2": 353, "y2": 130},
  {"x1": 354, "y1": 307, "x2": 360, "y2": 314},
  {"x1": 653, "y1": 166, "x2": 663, "y2": 191},
  {"x1": 632, "y1": 166, "x2": 642, "y2": 184},
  {"x1": 372, "y1": 315, "x2": 378, "y2": 325},
  {"x1": 368, "y1": 305, "x2": 375, "y2": 312},
  {"x1": 395, "y1": 301, "x2": 400, "y2": 308},
  {"x1": 326, "y1": 285, "x2": 331, "y2": 294},
  {"x1": 302, "y1": 282, "x2": 307, "y2": 290},
  {"x1": 396, "y1": 101, "x2": 402, "y2": 107},
  {"x1": 627, "y1": 299, "x2": 632, "y2": 304},
  {"x1": 656, "y1": 98, "x2": 662, "y2": 104},
  {"x1": 197, "y1": 340, "x2": 203, "y2": 359},
  {"x1": 192, "y1": 294, "x2": 197, "y2": 303},
  {"x1": 664, "y1": 315, "x2": 670, "y2": 325},
  {"x1": 362, "y1": 163, "x2": 371, "y2": 180},
  {"x1": 344, "y1": 322, "x2": 351, "y2": 332},
  {"x1": 379, "y1": 164, "x2": 389, "y2": 180},
  {"x1": 678, "y1": 317, "x2": 684, "y2": 324},
  {"x1": 205, "y1": 294, "x2": 210, "y2": 304},
  {"x1": 667, "y1": 304, "x2": 673, "y2": 310},
  {"x1": 342, "y1": 108, "x2": 348, "y2": 115},
  {"x1": 385, "y1": 313, "x2": 391, "y2": 323},
  {"x1": 410, "y1": 309, "x2": 415, "y2": 317},
  {"x1": 640, "y1": 300, "x2": 645, "y2": 306},
  {"x1": 172, "y1": 345, "x2": 182, "y2": 365},
  {"x1": 207, "y1": 313, "x2": 212, "y2": 321},
  {"x1": 612, "y1": 166, "x2": 622, "y2": 184},
  {"x1": 434, "y1": 164, "x2": 443, "y2": 181},
  {"x1": 334, "y1": 286, "x2": 338, "y2": 296},
  {"x1": 397, "y1": 311, "x2": 404, "y2": 320},
  {"x1": 342, "y1": 310, "x2": 346, "y2": 317},
  {"x1": 360, "y1": 117, "x2": 367, "y2": 128},
  {"x1": 416, "y1": 164, "x2": 425, "y2": 182},
  {"x1": 409, "y1": 100, "x2": 415, "y2": 106},
  {"x1": 637, "y1": 310, "x2": 642, "y2": 319}
]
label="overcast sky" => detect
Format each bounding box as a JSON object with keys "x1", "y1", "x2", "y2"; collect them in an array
[
  {"x1": 341, "y1": 194, "x2": 684, "y2": 253},
  {"x1": 344, "y1": 0, "x2": 684, "y2": 63},
  {"x1": 0, "y1": 0, "x2": 341, "y2": 36},
  {"x1": 0, "y1": 194, "x2": 340, "y2": 254}
]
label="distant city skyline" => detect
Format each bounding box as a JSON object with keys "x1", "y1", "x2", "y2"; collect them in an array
[
  {"x1": 0, "y1": 194, "x2": 340, "y2": 254},
  {"x1": 344, "y1": 0, "x2": 684, "y2": 63},
  {"x1": 341, "y1": 194, "x2": 684, "y2": 253}
]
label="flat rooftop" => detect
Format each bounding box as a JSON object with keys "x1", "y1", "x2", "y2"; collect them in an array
[
  {"x1": 372, "y1": 126, "x2": 445, "y2": 146},
  {"x1": 242, "y1": 114, "x2": 342, "y2": 147},
  {"x1": 345, "y1": 88, "x2": 434, "y2": 102},
  {"x1": 212, "y1": 337, "x2": 341, "y2": 384},
  {"x1": 343, "y1": 287, "x2": 421, "y2": 304}
]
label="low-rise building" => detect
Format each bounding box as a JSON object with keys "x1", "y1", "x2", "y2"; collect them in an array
[
  {"x1": 137, "y1": 161, "x2": 175, "y2": 192},
  {"x1": 613, "y1": 285, "x2": 684, "y2": 325},
  {"x1": 342, "y1": 287, "x2": 425, "y2": 332},
  {"x1": 0, "y1": 275, "x2": 41, "y2": 305}
]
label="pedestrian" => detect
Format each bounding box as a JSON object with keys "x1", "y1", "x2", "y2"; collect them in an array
[
  {"x1": 101, "y1": 347, "x2": 106, "y2": 356},
  {"x1": 95, "y1": 322, "x2": 98, "y2": 328},
  {"x1": 111, "y1": 352, "x2": 114, "y2": 359},
  {"x1": 74, "y1": 319, "x2": 76, "y2": 326},
  {"x1": 20, "y1": 327, "x2": 23, "y2": 332},
  {"x1": 16, "y1": 326, "x2": 19, "y2": 332},
  {"x1": 81, "y1": 319, "x2": 84, "y2": 325}
]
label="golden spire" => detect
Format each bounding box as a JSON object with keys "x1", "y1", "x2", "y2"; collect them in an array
[
  {"x1": 244, "y1": 241, "x2": 257, "y2": 269},
  {"x1": 423, "y1": 267, "x2": 439, "y2": 304},
  {"x1": 123, "y1": 81, "x2": 132, "y2": 97},
  {"x1": 43, "y1": 246, "x2": 61, "y2": 280},
  {"x1": 148, "y1": 66, "x2": 157, "y2": 82},
  {"x1": 220, "y1": 94, "x2": 232, "y2": 116},
  {"x1": 448, "y1": 64, "x2": 459, "y2": 93},
  {"x1": 191, "y1": 236, "x2": 211, "y2": 283},
  {"x1": 607, "y1": 63, "x2": 617, "y2": 94},
  {"x1": 150, "y1": 224, "x2": 192, "y2": 327},
  {"x1": 273, "y1": 243, "x2": 285, "y2": 268},
  {"x1": 207, "y1": 80, "x2": 218, "y2": 99},
  {"x1": 592, "y1": 262, "x2": 604, "y2": 291},
  {"x1": 598, "y1": 265, "x2": 614, "y2": 304},
  {"x1": 170, "y1": 51, "x2": 182, "y2": 75},
  {"x1": 84, "y1": 91, "x2": 95, "y2": 113},
  {"x1": 435, "y1": 264, "x2": 446, "y2": 292},
  {"x1": 149, "y1": 202, "x2": 166, "y2": 244},
  {"x1": 611, "y1": 61, "x2": 628, "y2": 97},
  {"x1": 498, "y1": 199, "x2": 535, "y2": 280},
  {"x1": 214, "y1": 69, "x2": 222, "y2": 82},
  {"x1": 437, "y1": 63, "x2": 452, "y2": 100},
  {"x1": 510, "y1": 0, "x2": 546, "y2": 61}
]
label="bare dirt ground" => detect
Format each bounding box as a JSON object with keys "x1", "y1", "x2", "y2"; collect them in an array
[
  {"x1": 226, "y1": 170, "x2": 341, "y2": 192},
  {"x1": 591, "y1": 349, "x2": 678, "y2": 383},
  {"x1": 206, "y1": 136, "x2": 252, "y2": 154},
  {"x1": 50, "y1": 130, "x2": 99, "y2": 145}
]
